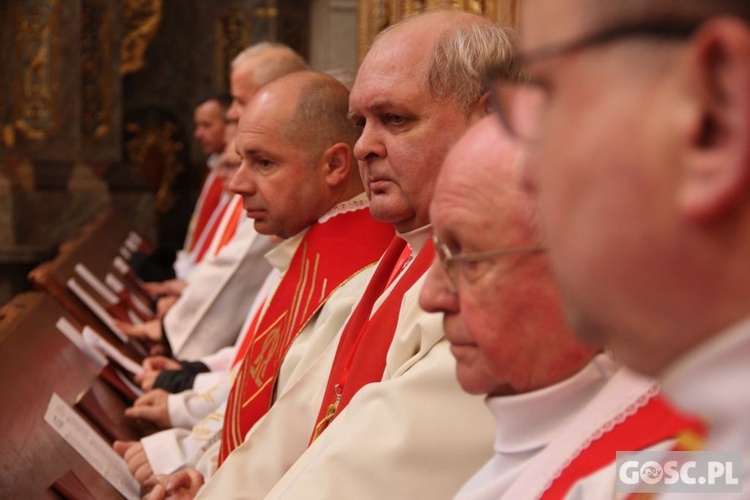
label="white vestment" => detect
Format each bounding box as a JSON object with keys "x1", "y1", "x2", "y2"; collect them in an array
[
  {"x1": 200, "y1": 225, "x2": 495, "y2": 500},
  {"x1": 142, "y1": 197, "x2": 378, "y2": 476},
  {"x1": 164, "y1": 196, "x2": 274, "y2": 359},
  {"x1": 564, "y1": 320, "x2": 750, "y2": 500},
  {"x1": 455, "y1": 355, "x2": 617, "y2": 500}
]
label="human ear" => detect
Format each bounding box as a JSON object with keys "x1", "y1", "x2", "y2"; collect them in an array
[
  {"x1": 320, "y1": 143, "x2": 353, "y2": 187},
  {"x1": 468, "y1": 92, "x2": 492, "y2": 123},
  {"x1": 679, "y1": 19, "x2": 750, "y2": 223}
]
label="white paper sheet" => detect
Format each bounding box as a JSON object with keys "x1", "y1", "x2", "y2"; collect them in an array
[
  {"x1": 44, "y1": 393, "x2": 140, "y2": 500},
  {"x1": 75, "y1": 263, "x2": 118, "y2": 304},
  {"x1": 67, "y1": 278, "x2": 128, "y2": 342},
  {"x1": 106, "y1": 274, "x2": 153, "y2": 318},
  {"x1": 81, "y1": 326, "x2": 143, "y2": 376},
  {"x1": 55, "y1": 317, "x2": 108, "y2": 368}
]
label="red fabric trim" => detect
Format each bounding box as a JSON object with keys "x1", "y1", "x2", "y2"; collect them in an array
[
  {"x1": 541, "y1": 395, "x2": 707, "y2": 500},
  {"x1": 218, "y1": 209, "x2": 394, "y2": 465}
]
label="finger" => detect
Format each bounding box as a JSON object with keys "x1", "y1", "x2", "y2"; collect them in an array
[
  {"x1": 113, "y1": 440, "x2": 133, "y2": 456},
  {"x1": 125, "y1": 405, "x2": 156, "y2": 420},
  {"x1": 166, "y1": 468, "x2": 205, "y2": 493},
  {"x1": 142, "y1": 373, "x2": 156, "y2": 392},
  {"x1": 142, "y1": 481, "x2": 167, "y2": 500},
  {"x1": 122, "y1": 442, "x2": 144, "y2": 462},
  {"x1": 133, "y1": 460, "x2": 155, "y2": 484}
]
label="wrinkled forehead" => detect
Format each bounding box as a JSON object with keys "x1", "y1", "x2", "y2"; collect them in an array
[{"x1": 351, "y1": 49, "x2": 434, "y2": 119}]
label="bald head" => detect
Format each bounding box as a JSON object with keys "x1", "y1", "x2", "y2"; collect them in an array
[
  {"x1": 421, "y1": 116, "x2": 597, "y2": 396},
  {"x1": 226, "y1": 43, "x2": 308, "y2": 122},
  {"x1": 247, "y1": 71, "x2": 361, "y2": 164},
  {"x1": 433, "y1": 116, "x2": 535, "y2": 257}
]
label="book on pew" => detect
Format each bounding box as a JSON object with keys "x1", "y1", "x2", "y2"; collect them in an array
[
  {"x1": 68, "y1": 277, "x2": 149, "y2": 359},
  {"x1": 45, "y1": 393, "x2": 140, "y2": 500},
  {"x1": 50, "y1": 469, "x2": 98, "y2": 500},
  {"x1": 80, "y1": 326, "x2": 144, "y2": 403},
  {"x1": 112, "y1": 256, "x2": 156, "y2": 309},
  {"x1": 73, "y1": 379, "x2": 155, "y2": 443},
  {"x1": 74, "y1": 263, "x2": 144, "y2": 325}
]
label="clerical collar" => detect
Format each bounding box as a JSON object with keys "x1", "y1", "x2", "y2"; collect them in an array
[
  {"x1": 488, "y1": 355, "x2": 611, "y2": 455},
  {"x1": 207, "y1": 152, "x2": 220, "y2": 170},
  {"x1": 263, "y1": 194, "x2": 371, "y2": 273},
  {"x1": 396, "y1": 224, "x2": 432, "y2": 255},
  {"x1": 318, "y1": 193, "x2": 369, "y2": 223}
]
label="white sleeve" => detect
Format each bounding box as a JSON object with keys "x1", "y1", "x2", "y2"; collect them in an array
[
  {"x1": 167, "y1": 372, "x2": 234, "y2": 429},
  {"x1": 143, "y1": 401, "x2": 229, "y2": 475}
]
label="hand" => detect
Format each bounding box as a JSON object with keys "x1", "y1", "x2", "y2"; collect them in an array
[
  {"x1": 143, "y1": 279, "x2": 188, "y2": 298},
  {"x1": 156, "y1": 295, "x2": 180, "y2": 318},
  {"x1": 141, "y1": 469, "x2": 205, "y2": 500},
  {"x1": 113, "y1": 440, "x2": 154, "y2": 485},
  {"x1": 136, "y1": 356, "x2": 181, "y2": 391},
  {"x1": 125, "y1": 389, "x2": 172, "y2": 429},
  {"x1": 116, "y1": 318, "x2": 163, "y2": 342}
]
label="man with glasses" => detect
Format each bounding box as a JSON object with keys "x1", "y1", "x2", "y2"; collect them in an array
[
  {"x1": 420, "y1": 115, "x2": 611, "y2": 498},
  {"x1": 497, "y1": 0, "x2": 750, "y2": 496}
]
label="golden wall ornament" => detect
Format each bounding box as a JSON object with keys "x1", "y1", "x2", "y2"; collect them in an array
[
  {"x1": 216, "y1": 9, "x2": 252, "y2": 92},
  {"x1": 358, "y1": 0, "x2": 515, "y2": 60},
  {"x1": 120, "y1": 0, "x2": 162, "y2": 76},
  {"x1": 124, "y1": 120, "x2": 183, "y2": 213},
  {"x1": 13, "y1": 0, "x2": 59, "y2": 140},
  {"x1": 81, "y1": 0, "x2": 112, "y2": 139}
]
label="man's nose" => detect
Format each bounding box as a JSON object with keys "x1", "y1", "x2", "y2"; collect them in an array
[
  {"x1": 353, "y1": 124, "x2": 386, "y2": 162},
  {"x1": 419, "y1": 261, "x2": 459, "y2": 315}
]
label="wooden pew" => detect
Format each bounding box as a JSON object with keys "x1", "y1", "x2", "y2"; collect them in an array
[
  {"x1": 28, "y1": 210, "x2": 153, "y2": 359},
  {"x1": 0, "y1": 293, "x2": 154, "y2": 499}
]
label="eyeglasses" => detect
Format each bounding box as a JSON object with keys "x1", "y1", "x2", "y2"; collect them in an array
[
  {"x1": 432, "y1": 234, "x2": 545, "y2": 291},
  {"x1": 488, "y1": 20, "x2": 702, "y2": 144}
]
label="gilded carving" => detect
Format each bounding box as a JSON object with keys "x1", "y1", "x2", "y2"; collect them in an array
[
  {"x1": 216, "y1": 9, "x2": 251, "y2": 91},
  {"x1": 3, "y1": 125, "x2": 16, "y2": 149},
  {"x1": 253, "y1": 7, "x2": 279, "y2": 19},
  {"x1": 359, "y1": 0, "x2": 512, "y2": 60},
  {"x1": 13, "y1": 0, "x2": 59, "y2": 140},
  {"x1": 120, "y1": 0, "x2": 163, "y2": 76},
  {"x1": 124, "y1": 121, "x2": 183, "y2": 213},
  {"x1": 81, "y1": 0, "x2": 112, "y2": 139}
]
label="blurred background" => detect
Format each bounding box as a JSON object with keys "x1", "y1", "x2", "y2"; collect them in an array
[{"x1": 0, "y1": 0, "x2": 518, "y2": 306}]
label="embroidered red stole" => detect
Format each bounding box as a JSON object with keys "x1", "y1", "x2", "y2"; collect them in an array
[
  {"x1": 311, "y1": 237, "x2": 435, "y2": 441},
  {"x1": 218, "y1": 208, "x2": 394, "y2": 465},
  {"x1": 541, "y1": 395, "x2": 707, "y2": 500},
  {"x1": 187, "y1": 171, "x2": 224, "y2": 252}
]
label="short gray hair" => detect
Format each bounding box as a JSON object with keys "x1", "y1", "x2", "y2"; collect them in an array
[
  {"x1": 371, "y1": 10, "x2": 520, "y2": 115},
  {"x1": 427, "y1": 24, "x2": 520, "y2": 114}
]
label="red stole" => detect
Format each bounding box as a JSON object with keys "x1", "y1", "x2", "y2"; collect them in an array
[
  {"x1": 187, "y1": 171, "x2": 224, "y2": 252},
  {"x1": 193, "y1": 197, "x2": 231, "y2": 264},
  {"x1": 311, "y1": 237, "x2": 435, "y2": 441},
  {"x1": 218, "y1": 208, "x2": 394, "y2": 465},
  {"x1": 541, "y1": 395, "x2": 707, "y2": 500},
  {"x1": 212, "y1": 199, "x2": 244, "y2": 257}
]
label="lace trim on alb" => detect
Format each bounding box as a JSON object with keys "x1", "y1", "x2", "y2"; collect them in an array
[
  {"x1": 536, "y1": 384, "x2": 661, "y2": 499},
  {"x1": 317, "y1": 196, "x2": 369, "y2": 223}
]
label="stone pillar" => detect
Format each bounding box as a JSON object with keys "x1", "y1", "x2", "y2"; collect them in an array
[{"x1": 310, "y1": 0, "x2": 358, "y2": 71}]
